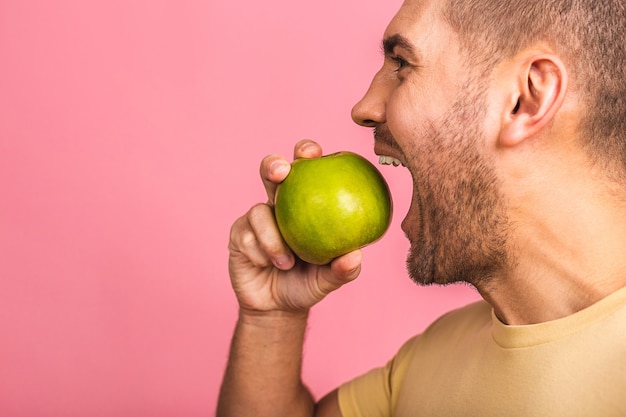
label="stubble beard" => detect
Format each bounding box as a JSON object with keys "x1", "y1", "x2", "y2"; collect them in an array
[{"x1": 405, "y1": 84, "x2": 510, "y2": 288}]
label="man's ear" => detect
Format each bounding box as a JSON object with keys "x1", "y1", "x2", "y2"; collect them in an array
[{"x1": 499, "y1": 54, "x2": 568, "y2": 147}]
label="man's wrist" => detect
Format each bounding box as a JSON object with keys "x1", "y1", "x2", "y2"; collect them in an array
[{"x1": 238, "y1": 308, "x2": 309, "y2": 326}]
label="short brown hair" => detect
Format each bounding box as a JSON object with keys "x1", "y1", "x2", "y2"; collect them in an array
[{"x1": 442, "y1": 0, "x2": 626, "y2": 178}]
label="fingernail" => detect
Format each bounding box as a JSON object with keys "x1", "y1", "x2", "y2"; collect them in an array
[
  {"x1": 270, "y1": 161, "x2": 289, "y2": 177},
  {"x1": 299, "y1": 141, "x2": 317, "y2": 155},
  {"x1": 275, "y1": 255, "x2": 292, "y2": 269}
]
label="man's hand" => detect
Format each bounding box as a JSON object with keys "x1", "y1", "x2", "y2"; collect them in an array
[
  {"x1": 218, "y1": 140, "x2": 355, "y2": 417},
  {"x1": 228, "y1": 139, "x2": 362, "y2": 315}
]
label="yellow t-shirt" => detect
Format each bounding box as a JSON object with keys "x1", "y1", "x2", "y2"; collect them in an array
[{"x1": 338, "y1": 286, "x2": 626, "y2": 416}]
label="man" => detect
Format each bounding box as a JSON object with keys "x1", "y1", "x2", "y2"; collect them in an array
[{"x1": 217, "y1": 0, "x2": 626, "y2": 415}]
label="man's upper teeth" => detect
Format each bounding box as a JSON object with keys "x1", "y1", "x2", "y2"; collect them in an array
[{"x1": 379, "y1": 155, "x2": 403, "y2": 166}]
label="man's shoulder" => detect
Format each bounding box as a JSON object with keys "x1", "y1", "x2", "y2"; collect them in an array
[
  {"x1": 415, "y1": 300, "x2": 493, "y2": 345},
  {"x1": 431, "y1": 299, "x2": 492, "y2": 327}
]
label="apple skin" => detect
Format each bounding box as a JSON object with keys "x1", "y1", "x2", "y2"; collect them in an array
[{"x1": 274, "y1": 151, "x2": 392, "y2": 265}]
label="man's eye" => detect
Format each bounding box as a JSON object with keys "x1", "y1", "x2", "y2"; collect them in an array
[{"x1": 391, "y1": 56, "x2": 409, "y2": 72}]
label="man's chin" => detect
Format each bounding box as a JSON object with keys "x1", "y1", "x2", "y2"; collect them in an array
[{"x1": 406, "y1": 250, "x2": 434, "y2": 286}]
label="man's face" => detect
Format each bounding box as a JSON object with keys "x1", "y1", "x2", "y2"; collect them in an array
[{"x1": 353, "y1": 0, "x2": 510, "y2": 286}]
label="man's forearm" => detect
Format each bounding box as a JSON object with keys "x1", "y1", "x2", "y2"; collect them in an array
[{"x1": 217, "y1": 310, "x2": 314, "y2": 417}]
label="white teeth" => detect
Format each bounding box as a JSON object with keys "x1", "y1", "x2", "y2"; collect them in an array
[{"x1": 379, "y1": 155, "x2": 403, "y2": 167}]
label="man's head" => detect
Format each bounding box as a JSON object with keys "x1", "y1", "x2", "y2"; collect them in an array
[{"x1": 352, "y1": 0, "x2": 626, "y2": 287}]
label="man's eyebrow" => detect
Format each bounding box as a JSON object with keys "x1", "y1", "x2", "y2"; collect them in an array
[{"x1": 382, "y1": 34, "x2": 415, "y2": 55}]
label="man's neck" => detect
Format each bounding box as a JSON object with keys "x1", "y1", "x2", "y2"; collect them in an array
[
  {"x1": 478, "y1": 177, "x2": 626, "y2": 325},
  {"x1": 479, "y1": 269, "x2": 623, "y2": 326}
]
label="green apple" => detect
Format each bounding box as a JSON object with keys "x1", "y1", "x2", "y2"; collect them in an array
[{"x1": 274, "y1": 151, "x2": 392, "y2": 265}]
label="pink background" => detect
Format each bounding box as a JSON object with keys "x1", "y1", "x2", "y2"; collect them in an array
[{"x1": 0, "y1": 0, "x2": 481, "y2": 415}]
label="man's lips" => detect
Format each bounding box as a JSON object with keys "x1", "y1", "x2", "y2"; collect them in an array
[
  {"x1": 372, "y1": 124, "x2": 416, "y2": 238},
  {"x1": 374, "y1": 125, "x2": 406, "y2": 167}
]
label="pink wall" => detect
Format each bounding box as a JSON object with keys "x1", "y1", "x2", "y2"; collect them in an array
[{"x1": 0, "y1": 0, "x2": 481, "y2": 415}]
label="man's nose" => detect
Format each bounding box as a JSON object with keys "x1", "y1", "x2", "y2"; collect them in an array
[{"x1": 351, "y1": 73, "x2": 388, "y2": 127}]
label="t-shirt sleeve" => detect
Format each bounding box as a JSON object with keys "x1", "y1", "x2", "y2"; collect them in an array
[{"x1": 337, "y1": 336, "x2": 419, "y2": 417}]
